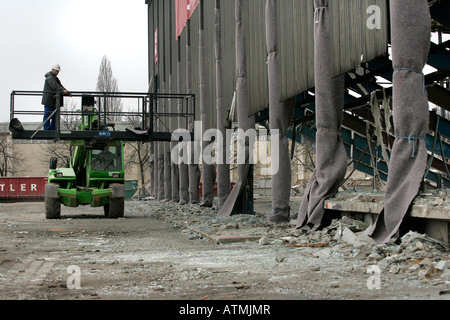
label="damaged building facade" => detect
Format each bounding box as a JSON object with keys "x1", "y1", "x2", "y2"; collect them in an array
[{"x1": 145, "y1": 0, "x2": 450, "y2": 244}]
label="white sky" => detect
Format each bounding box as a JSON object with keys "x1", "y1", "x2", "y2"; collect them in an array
[{"x1": 0, "y1": 0, "x2": 148, "y2": 123}]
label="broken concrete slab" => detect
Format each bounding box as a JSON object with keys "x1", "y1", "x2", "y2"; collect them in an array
[
  {"x1": 325, "y1": 190, "x2": 450, "y2": 221},
  {"x1": 338, "y1": 227, "x2": 375, "y2": 248}
]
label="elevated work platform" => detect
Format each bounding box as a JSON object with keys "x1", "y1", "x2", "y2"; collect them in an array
[{"x1": 9, "y1": 91, "x2": 195, "y2": 144}]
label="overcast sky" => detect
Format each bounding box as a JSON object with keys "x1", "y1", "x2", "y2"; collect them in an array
[{"x1": 0, "y1": 0, "x2": 148, "y2": 123}]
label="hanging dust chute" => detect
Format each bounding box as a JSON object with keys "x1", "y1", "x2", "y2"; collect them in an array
[
  {"x1": 214, "y1": 0, "x2": 231, "y2": 211},
  {"x1": 157, "y1": 84, "x2": 165, "y2": 201},
  {"x1": 367, "y1": 0, "x2": 431, "y2": 244},
  {"x1": 179, "y1": 20, "x2": 192, "y2": 205},
  {"x1": 187, "y1": 20, "x2": 200, "y2": 205},
  {"x1": 217, "y1": 0, "x2": 255, "y2": 218},
  {"x1": 163, "y1": 87, "x2": 173, "y2": 202},
  {"x1": 265, "y1": 0, "x2": 295, "y2": 224},
  {"x1": 170, "y1": 62, "x2": 180, "y2": 203},
  {"x1": 296, "y1": 0, "x2": 348, "y2": 231},
  {"x1": 199, "y1": 1, "x2": 216, "y2": 208}
]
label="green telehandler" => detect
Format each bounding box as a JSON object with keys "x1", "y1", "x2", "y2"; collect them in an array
[
  {"x1": 45, "y1": 102, "x2": 125, "y2": 219},
  {"x1": 9, "y1": 89, "x2": 196, "y2": 220}
]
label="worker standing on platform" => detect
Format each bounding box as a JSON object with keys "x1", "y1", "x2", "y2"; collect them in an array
[{"x1": 41, "y1": 64, "x2": 70, "y2": 130}]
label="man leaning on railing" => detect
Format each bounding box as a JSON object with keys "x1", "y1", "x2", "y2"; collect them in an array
[{"x1": 41, "y1": 64, "x2": 71, "y2": 130}]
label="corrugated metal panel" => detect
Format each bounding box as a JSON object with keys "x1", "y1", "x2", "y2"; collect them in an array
[
  {"x1": 203, "y1": 1, "x2": 218, "y2": 129},
  {"x1": 148, "y1": 0, "x2": 388, "y2": 119},
  {"x1": 250, "y1": 0, "x2": 388, "y2": 115},
  {"x1": 276, "y1": 0, "x2": 388, "y2": 111},
  {"x1": 329, "y1": 0, "x2": 388, "y2": 76},
  {"x1": 178, "y1": 31, "x2": 187, "y2": 129},
  {"x1": 189, "y1": 13, "x2": 200, "y2": 121},
  {"x1": 179, "y1": 1, "x2": 218, "y2": 126},
  {"x1": 278, "y1": 0, "x2": 315, "y2": 106},
  {"x1": 148, "y1": 2, "x2": 155, "y2": 84},
  {"x1": 220, "y1": 2, "x2": 237, "y2": 121},
  {"x1": 162, "y1": 0, "x2": 170, "y2": 129},
  {"x1": 246, "y1": 0, "x2": 269, "y2": 117}
]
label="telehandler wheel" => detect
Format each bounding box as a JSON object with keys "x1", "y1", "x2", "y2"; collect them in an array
[
  {"x1": 104, "y1": 197, "x2": 124, "y2": 219},
  {"x1": 45, "y1": 184, "x2": 61, "y2": 219},
  {"x1": 104, "y1": 184, "x2": 125, "y2": 219}
]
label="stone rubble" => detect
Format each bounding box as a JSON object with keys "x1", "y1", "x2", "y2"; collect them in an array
[{"x1": 130, "y1": 198, "x2": 450, "y2": 285}]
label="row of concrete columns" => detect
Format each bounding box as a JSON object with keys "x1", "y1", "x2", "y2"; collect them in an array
[{"x1": 149, "y1": 0, "x2": 432, "y2": 244}]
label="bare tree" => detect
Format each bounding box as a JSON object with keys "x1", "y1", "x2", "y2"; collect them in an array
[
  {"x1": 38, "y1": 141, "x2": 72, "y2": 169},
  {"x1": 60, "y1": 99, "x2": 82, "y2": 131},
  {"x1": 124, "y1": 116, "x2": 150, "y2": 197},
  {"x1": 0, "y1": 133, "x2": 25, "y2": 177},
  {"x1": 96, "y1": 55, "x2": 123, "y2": 122},
  {"x1": 39, "y1": 100, "x2": 80, "y2": 168}
]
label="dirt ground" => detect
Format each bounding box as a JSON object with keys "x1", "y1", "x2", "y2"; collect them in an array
[{"x1": 0, "y1": 196, "x2": 449, "y2": 302}]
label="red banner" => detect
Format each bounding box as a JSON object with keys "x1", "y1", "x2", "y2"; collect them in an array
[
  {"x1": 176, "y1": 0, "x2": 200, "y2": 39},
  {"x1": 176, "y1": 0, "x2": 188, "y2": 39}
]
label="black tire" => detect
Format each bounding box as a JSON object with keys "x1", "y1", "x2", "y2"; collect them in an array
[
  {"x1": 104, "y1": 197, "x2": 124, "y2": 219},
  {"x1": 49, "y1": 157, "x2": 58, "y2": 170},
  {"x1": 103, "y1": 184, "x2": 125, "y2": 219},
  {"x1": 45, "y1": 196, "x2": 61, "y2": 219},
  {"x1": 45, "y1": 184, "x2": 61, "y2": 219},
  {"x1": 103, "y1": 203, "x2": 110, "y2": 217}
]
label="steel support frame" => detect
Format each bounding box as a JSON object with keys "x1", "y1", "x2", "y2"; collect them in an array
[{"x1": 9, "y1": 91, "x2": 195, "y2": 143}]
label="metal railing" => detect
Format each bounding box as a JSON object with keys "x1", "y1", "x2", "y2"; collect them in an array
[{"x1": 9, "y1": 91, "x2": 195, "y2": 142}]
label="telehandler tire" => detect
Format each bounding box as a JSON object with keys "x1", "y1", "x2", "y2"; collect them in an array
[
  {"x1": 104, "y1": 197, "x2": 124, "y2": 219},
  {"x1": 104, "y1": 184, "x2": 125, "y2": 219},
  {"x1": 45, "y1": 184, "x2": 61, "y2": 219}
]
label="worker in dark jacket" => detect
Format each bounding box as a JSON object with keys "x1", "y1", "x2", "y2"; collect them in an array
[{"x1": 41, "y1": 64, "x2": 70, "y2": 130}]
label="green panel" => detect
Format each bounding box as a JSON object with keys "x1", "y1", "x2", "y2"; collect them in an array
[
  {"x1": 125, "y1": 180, "x2": 139, "y2": 199},
  {"x1": 58, "y1": 189, "x2": 78, "y2": 207},
  {"x1": 92, "y1": 188, "x2": 112, "y2": 207}
]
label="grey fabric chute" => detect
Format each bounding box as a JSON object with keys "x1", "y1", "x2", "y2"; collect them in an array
[
  {"x1": 188, "y1": 163, "x2": 201, "y2": 204},
  {"x1": 157, "y1": 142, "x2": 165, "y2": 200},
  {"x1": 199, "y1": 7, "x2": 216, "y2": 208},
  {"x1": 153, "y1": 142, "x2": 159, "y2": 199},
  {"x1": 367, "y1": 0, "x2": 431, "y2": 243},
  {"x1": 149, "y1": 142, "x2": 155, "y2": 197},
  {"x1": 169, "y1": 74, "x2": 179, "y2": 203},
  {"x1": 164, "y1": 142, "x2": 172, "y2": 201},
  {"x1": 217, "y1": 0, "x2": 255, "y2": 218},
  {"x1": 157, "y1": 83, "x2": 166, "y2": 201},
  {"x1": 178, "y1": 161, "x2": 189, "y2": 205},
  {"x1": 161, "y1": 80, "x2": 172, "y2": 201},
  {"x1": 296, "y1": 0, "x2": 347, "y2": 230},
  {"x1": 215, "y1": 0, "x2": 231, "y2": 210},
  {"x1": 265, "y1": 0, "x2": 295, "y2": 223},
  {"x1": 171, "y1": 162, "x2": 180, "y2": 202},
  {"x1": 178, "y1": 23, "x2": 191, "y2": 205},
  {"x1": 187, "y1": 20, "x2": 200, "y2": 204}
]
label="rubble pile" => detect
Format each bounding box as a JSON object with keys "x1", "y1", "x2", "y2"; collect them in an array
[
  {"x1": 131, "y1": 199, "x2": 450, "y2": 284},
  {"x1": 135, "y1": 199, "x2": 271, "y2": 231},
  {"x1": 263, "y1": 216, "x2": 450, "y2": 284}
]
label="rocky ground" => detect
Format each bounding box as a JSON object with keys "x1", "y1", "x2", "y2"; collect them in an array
[{"x1": 0, "y1": 195, "x2": 449, "y2": 302}]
